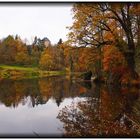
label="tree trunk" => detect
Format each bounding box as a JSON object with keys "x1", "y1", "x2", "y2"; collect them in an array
[
  {"x1": 124, "y1": 51, "x2": 139, "y2": 79},
  {"x1": 136, "y1": 15, "x2": 140, "y2": 48}
]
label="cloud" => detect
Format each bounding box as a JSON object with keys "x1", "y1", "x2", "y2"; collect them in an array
[{"x1": 0, "y1": 4, "x2": 73, "y2": 44}]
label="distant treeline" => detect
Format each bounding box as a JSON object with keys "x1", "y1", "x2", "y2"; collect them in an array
[{"x1": 0, "y1": 35, "x2": 94, "y2": 72}]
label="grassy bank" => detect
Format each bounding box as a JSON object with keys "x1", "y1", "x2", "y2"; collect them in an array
[{"x1": 0, "y1": 65, "x2": 66, "y2": 80}]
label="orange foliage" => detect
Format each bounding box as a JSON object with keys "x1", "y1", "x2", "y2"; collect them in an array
[{"x1": 103, "y1": 45, "x2": 127, "y2": 74}]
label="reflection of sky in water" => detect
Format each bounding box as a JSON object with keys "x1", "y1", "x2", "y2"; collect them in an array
[
  {"x1": 0, "y1": 77, "x2": 139, "y2": 137},
  {"x1": 0, "y1": 97, "x2": 86, "y2": 136}
]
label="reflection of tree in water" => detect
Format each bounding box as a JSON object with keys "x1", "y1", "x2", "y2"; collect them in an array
[
  {"x1": 57, "y1": 84, "x2": 140, "y2": 137},
  {"x1": 0, "y1": 76, "x2": 92, "y2": 108},
  {"x1": 0, "y1": 77, "x2": 140, "y2": 136},
  {"x1": 78, "y1": 81, "x2": 92, "y2": 90},
  {"x1": 0, "y1": 79, "x2": 41, "y2": 107}
]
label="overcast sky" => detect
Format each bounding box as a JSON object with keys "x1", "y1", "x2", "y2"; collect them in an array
[{"x1": 0, "y1": 4, "x2": 73, "y2": 44}]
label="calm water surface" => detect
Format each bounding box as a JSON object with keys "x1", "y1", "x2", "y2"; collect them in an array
[{"x1": 0, "y1": 76, "x2": 140, "y2": 137}]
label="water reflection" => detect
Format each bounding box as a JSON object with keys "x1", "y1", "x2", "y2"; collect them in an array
[
  {"x1": 0, "y1": 76, "x2": 92, "y2": 108},
  {"x1": 58, "y1": 84, "x2": 140, "y2": 137},
  {"x1": 0, "y1": 76, "x2": 139, "y2": 137}
]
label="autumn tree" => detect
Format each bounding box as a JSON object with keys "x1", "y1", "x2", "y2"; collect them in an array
[
  {"x1": 69, "y1": 3, "x2": 140, "y2": 80},
  {"x1": 14, "y1": 36, "x2": 32, "y2": 65},
  {"x1": 15, "y1": 52, "x2": 31, "y2": 65},
  {"x1": 64, "y1": 45, "x2": 80, "y2": 72},
  {"x1": 57, "y1": 39, "x2": 65, "y2": 69},
  {"x1": 39, "y1": 46, "x2": 65, "y2": 71},
  {"x1": 0, "y1": 35, "x2": 27, "y2": 65},
  {"x1": 57, "y1": 38, "x2": 63, "y2": 45},
  {"x1": 0, "y1": 35, "x2": 16, "y2": 64},
  {"x1": 103, "y1": 45, "x2": 127, "y2": 84}
]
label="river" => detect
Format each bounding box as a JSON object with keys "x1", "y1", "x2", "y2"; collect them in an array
[{"x1": 0, "y1": 76, "x2": 139, "y2": 137}]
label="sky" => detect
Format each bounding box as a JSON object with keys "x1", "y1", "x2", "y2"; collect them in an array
[{"x1": 0, "y1": 4, "x2": 73, "y2": 44}]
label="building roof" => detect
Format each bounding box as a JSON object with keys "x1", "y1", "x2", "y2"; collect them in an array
[{"x1": 42, "y1": 37, "x2": 50, "y2": 42}]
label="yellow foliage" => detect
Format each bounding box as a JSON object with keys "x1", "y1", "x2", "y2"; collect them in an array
[{"x1": 15, "y1": 52, "x2": 30, "y2": 65}]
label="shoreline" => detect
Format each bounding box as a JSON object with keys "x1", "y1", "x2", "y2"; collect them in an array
[{"x1": 0, "y1": 64, "x2": 66, "y2": 80}]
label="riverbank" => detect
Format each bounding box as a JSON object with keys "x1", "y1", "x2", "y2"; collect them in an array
[{"x1": 0, "y1": 65, "x2": 66, "y2": 80}]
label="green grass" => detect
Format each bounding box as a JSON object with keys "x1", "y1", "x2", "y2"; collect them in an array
[
  {"x1": 0, "y1": 64, "x2": 66, "y2": 80},
  {"x1": 0, "y1": 64, "x2": 39, "y2": 71}
]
